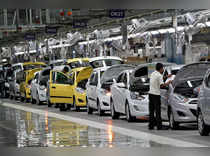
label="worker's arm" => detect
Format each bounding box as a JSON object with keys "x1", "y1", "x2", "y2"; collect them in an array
[{"x1": 160, "y1": 75, "x2": 172, "y2": 89}]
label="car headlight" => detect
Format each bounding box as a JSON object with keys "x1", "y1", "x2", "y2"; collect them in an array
[
  {"x1": 76, "y1": 87, "x2": 85, "y2": 94},
  {"x1": 174, "y1": 94, "x2": 189, "y2": 103},
  {"x1": 130, "y1": 92, "x2": 145, "y2": 100},
  {"x1": 100, "y1": 89, "x2": 111, "y2": 96}
]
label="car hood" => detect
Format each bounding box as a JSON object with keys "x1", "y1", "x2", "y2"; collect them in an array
[
  {"x1": 101, "y1": 64, "x2": 135, "y2": 85},
  {"x1": 76, "y1": 67, "x2": 93, "y2": 83},
  {"x1": 130, "y1": 65, "x2": 150, "y2": 92},
  {"x1": 173, "y1": 63, "x2": 210, "y2": 87}
]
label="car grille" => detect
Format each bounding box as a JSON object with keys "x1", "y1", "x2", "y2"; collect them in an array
[
  {"x1": 190, "y1": 109, "x2": 197, "y2": 117},
  {"x1": 189, "y1": 100, "x2": 198, "y2": 105}
]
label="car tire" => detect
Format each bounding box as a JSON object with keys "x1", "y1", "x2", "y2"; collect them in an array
[
  {"x1": 97, "y1": 99, "x2": 104, "y2": 116},
  {"x1": 9, "y1": 94, "x2": 13, "y2": 100},
  {"x1": 31, "y1": 96, "x2": 35, "y2": 104},
  {"x1": 126, "y1": 103, "x2": 135, "y2": 122},
  {"x1": 198, "y1": 111, "x2": 210, "y2": 136},
  {"x1": 110, "y1": 99, "x2": 119, "y2": 120},
  {"x1": 87, "y1": 98, "x2": 93, "y2": 114},
  {"x1": 36, "y1": 91, "x2": 41, "y2": 105},
  {"x1": 73, "y1": 96, "x2": 80, "y2": 111},
  {"x1": 169, "y1": 110, "x2": 179, "y2": 130},
  {"x1": 59, "y1": 104, "x2": 66, "y2": 111}
]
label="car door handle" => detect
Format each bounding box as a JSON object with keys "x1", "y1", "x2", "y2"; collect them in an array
[{"x1": 52, "y1": 86, "x2": 56, "y2": 89}]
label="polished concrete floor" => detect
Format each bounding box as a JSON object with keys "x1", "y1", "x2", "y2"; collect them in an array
[{"x1": 0, "y1": 98, "x2": 209, "y2": 147}]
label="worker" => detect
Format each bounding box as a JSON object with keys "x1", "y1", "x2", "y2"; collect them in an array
[
  {"x1": 148, "y1": 63, "x2": 172, "y2": 130},
  {"x1": 62, "y1": 66, "x2": 69, "y2": 74}
]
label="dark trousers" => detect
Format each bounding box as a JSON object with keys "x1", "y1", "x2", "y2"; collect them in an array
[{"x1": 148, "y1": 94, "x2": 162, "y2": 129}]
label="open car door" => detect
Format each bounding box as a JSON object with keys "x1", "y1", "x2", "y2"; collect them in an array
[{"x1": 49, "y1": 71, "x2": 73, "y2": 104}]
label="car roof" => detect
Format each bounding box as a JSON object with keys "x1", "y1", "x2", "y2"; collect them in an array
[
  {"x1": 89, "y1": 56, "x2": 122, "y2": 62},
  {"x1": 67, "y1": 58, "x2": 89, "y2": 63}
]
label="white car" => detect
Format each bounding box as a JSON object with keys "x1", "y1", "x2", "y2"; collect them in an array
[
  {"x1": 86, "y1": 67, "x2": 109, "y2": 115},
  {"x1": 89, "y1": 56, "x2": 123, "y2": 69},
  {"x1": 30, "y1": 68, "x2": 51, "y2": 105},
  {"x1": 86, "y1": 64, "x2": 135, "y2": 116},
  {"x1": 110, "y1": 65, "x2": 150, "y2": 122}
]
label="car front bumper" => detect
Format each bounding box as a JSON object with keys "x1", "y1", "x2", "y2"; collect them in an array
[
  {"x1": 129, "y1": 97, "x2": 149, "y2": 117},
  {"x1": 172, "y1": 99, "x2": 197, "y2": 123}
]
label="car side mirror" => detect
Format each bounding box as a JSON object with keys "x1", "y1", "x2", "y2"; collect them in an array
[{"x1": 117, "y1": 83, "x2": 126, "y2": 88}]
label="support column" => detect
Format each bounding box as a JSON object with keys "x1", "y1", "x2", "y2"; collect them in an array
[
  {"x1": 3, "y1": 9, "x2": 7, "y2": 26},
  {"x1": 26, "y1": 9, "x2": 29, "y2": 25},
  {"x1": 46, "y1": 9, "x2": 50, "y2": 24},
  {"x1": 29, "y1": 9, "x2": 33, "y2": 25},
  {"x1": 39, "y1": 9, "x2": 42, "y2": 24}
]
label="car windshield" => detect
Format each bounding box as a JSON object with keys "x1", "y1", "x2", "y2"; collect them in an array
[
  {"x1": 12, "y1": 65, "x2": 22, "y2": 71},
  {"x1": 171, "y1": 69, "x2": 179, "y2": 75},
  {"x1": 68, "y1": 61, "x2": 90, "y2": 69}
]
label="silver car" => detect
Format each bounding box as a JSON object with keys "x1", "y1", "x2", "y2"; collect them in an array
[
  {"x1": 161, "y1": 63, "x2": 210, "y2": 129},
  {"x1": 30, "y1": 68, "x2": 50, "y2": 105},
  {"x1": 197, "y1": 69, "x2": 210, "y2": 136},
  {"x1": 110, "y1": 65, "x2": 149, "y2": 122}
]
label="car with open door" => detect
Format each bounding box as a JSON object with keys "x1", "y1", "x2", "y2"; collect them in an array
[
  {"x1": 19, "y1": 68, "x2": 43, "y2": 102},
  {"x1": 162, "y1": 63, "x2": 210, "y2": 130},
  {"x1": 47, "y1": 70, "x2": 74, "y2": 111},
  {"x1": 197, "y1": 69, "x2": 210, "y2": 136},
  {"x1": 110, "y1": 65, "x2": 149, "y2": 122},
  {"x1": 68, "y1": 67, "x2": 93, "y2": 111}
]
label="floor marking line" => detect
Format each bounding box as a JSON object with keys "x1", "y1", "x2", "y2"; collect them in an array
[{"x1": 1, "y1": 102, "x2": 208, "y2": 147}]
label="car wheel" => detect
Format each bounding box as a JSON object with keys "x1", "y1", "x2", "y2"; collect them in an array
[
  {"x1": 9, "y1": 94, "x2": 13, "y2": 100},
  {"x1": 59, "y1": 104, "x2": 66, "y2": 111},
  {"x1": 87, "y1": 98, "x2": 93, "y2": 114},
  {"x1": 36, "y1": 91, "x2": 41, "y2": 105},
  {"x1": 126, "y1": 103, "x2": 135, "y2": 122},
  {"x1": 73, "y1": 96, "x2": 80, "y2": 111},
  {"x1": 31, "y1": 96, "x2": 35, "y2": 104},
  {"x1": 110, "y1": 99, "x2": 119, "y2": 120},
  {"x1": 169, "y1": 110, "x2": 179, "y2": 130},
  {"x1": 97, "y1": 99, "x2": 104, "y2": 116},
  {"x1": 198, "y1": 111, "x2": 210, "y2": 136}
]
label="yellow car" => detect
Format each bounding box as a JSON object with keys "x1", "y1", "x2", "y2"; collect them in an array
[
  {"x1": 69, "y1": 67, "x2": 93, "y2": 110},
  {"x1": 18, "y1": 68, "x2": 43, "y2": 102},
  {"x1": 66, "y1": 58, "x2": 90, "y2": 70},
  {"x1": 47, "y1": 67, "x2": 92, "y2": 111},
  {"x1": 12, "y1": 62, "x2": 47, "y2": 71},
  {"x1": 47, "y1": 70, "x2": 74, "y2": 110}
]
